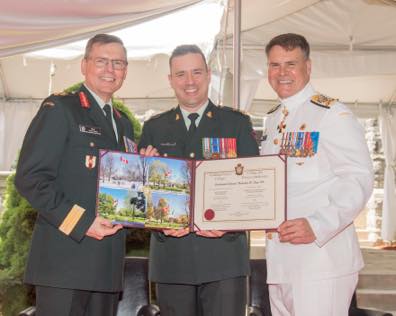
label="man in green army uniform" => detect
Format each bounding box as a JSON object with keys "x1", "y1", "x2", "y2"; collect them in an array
[
  {"x1": 15, "y1": 34, "x2": 135, "y2": 316},
  {"x1": 139, "y1": 45, "x2": 259, "y2": 316}
]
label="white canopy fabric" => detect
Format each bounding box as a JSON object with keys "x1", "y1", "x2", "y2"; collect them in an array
[{"x1": 0, "y1": 0, "x2": 202, "y2": 58}]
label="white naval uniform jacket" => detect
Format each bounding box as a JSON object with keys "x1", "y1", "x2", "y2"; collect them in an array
[{"x1": 261, "y1": 83, "x2": 374, "y2": 283}]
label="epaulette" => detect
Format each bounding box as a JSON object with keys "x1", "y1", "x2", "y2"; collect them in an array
[
  {"x1": 42, "y1": 91, "x2": 76, "y2": 108},
  {"x1": 219, "y1": 105, "x2": 249, "y2": 117},
  {"x1": 53, "y1": 91, "x2": 75, "y2": 97},
  {"x1": 42, "y1": 99, "x2": 56, "y2": 108},
  {"x1": 146, "y1": 107, "x2": 175, "y2": 122},
  {"x1": 311, "y1": 94, "x2": 337, "y2": 109},
  {"x1": 267, "y1": 104, "x2": 281, "y2": 115}
]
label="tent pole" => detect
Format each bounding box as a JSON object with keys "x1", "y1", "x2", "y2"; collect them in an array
[
  {"x1": 232, "y1": 0, "x2": 241, "y2": 110},
  {"x1": 0, "y1": 61, "x2": 10, "y2": 100}
]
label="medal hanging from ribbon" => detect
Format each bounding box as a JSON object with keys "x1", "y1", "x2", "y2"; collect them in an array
[
  {"x1": 202, "y1": 138, "x2": 237, "y2": 159},
  {"x1": 279, "y1": 132, "x2": 319, "y2": 157}
]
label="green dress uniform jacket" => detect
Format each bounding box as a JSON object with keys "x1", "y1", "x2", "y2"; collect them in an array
[
  {"x1": 138, "y1": 100, "x2": 259, "y2": 284},
  {"x1": 15, "y1": 85, "x2": 134, "y2": 292}
]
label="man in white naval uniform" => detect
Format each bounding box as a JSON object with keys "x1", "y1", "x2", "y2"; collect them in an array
[{"x1": 261, "y1": 33, "x2": 374, "y2": 316}]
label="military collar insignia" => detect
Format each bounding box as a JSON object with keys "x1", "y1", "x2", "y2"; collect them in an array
[
  {"x1": 113, "y1": 107, "x2": 122, "y2": 119},
  {"x1": 206, "y1": 111, "x2": 213, "y2": 118},
  {"x1": 175, "y1": 113, "x2": 181, "y2": 120},
  {"x1": 311, "y1": 94, "x2": 337, "y2": 109},
  {"x1": 267, "y1": 104, "x2": 281, "y2": 114},
  {"x1": 79, "y1": 91, "x2": 90, "y2": 109}
]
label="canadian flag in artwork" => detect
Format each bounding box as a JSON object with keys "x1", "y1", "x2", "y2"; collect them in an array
[{"x1": 120, "y1": 156, "x2": 128, "y2": 164}]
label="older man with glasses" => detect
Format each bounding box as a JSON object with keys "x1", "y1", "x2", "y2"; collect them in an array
[{"x1": 15, "y1": 34, "x2": 138, "y2": 316}]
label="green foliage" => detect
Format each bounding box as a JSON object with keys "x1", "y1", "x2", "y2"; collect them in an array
[
  {"x1": 0, "y1": 174, "x2": 36, "y2": 281},
  {"x1": 0, "y1": 173, "x2": 36, "y2": 315},
  {"x1": 98, "y1": 193, "x2": 117, "y2": 216},
  {"x1": 113, "y1": 98, "x2": 142, "y2": 142},
  {"x1": 0, "y1": 283, "x2": 34, "y2": 316}
]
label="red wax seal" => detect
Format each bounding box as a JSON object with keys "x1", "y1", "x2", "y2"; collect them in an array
[
  {"x1": 79, "y1": 91, "x2": 90, "y2": 109},
  {"x1": 204, "y1": 209, "x2": 215, "y2": 221}
]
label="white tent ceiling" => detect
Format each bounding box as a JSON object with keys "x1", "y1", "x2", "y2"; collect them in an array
[
  {"x1": 0, "y1": 0, "x2": 222, "y2": 102},
  {"x1": 0, "y1": 0, "x2": 203, "y2": 57}
]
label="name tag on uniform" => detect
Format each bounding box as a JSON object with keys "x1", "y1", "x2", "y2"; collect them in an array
[
  {"x1": 160, "y1": 142, "x2": 177, "y2": 147},
  {"x1": 79, "y1": 125, "x2": 101, "y2": 136}
]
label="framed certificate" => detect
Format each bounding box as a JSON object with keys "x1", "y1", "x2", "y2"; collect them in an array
[
  {"x1": 193, "y1": 155, "x2": 286, "y2": 231},
  {"x1": 96, "y1": 150, "x2": 286, "y2": 231}
]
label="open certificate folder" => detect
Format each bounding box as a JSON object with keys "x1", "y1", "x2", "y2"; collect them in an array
[{"x1": 96, "y1": 150, "x2": 286, "y2": 231}]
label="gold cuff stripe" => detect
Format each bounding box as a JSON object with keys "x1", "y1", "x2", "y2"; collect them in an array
[{"x1": 59, "y1": 204, "x2": 85, "y2": 235}]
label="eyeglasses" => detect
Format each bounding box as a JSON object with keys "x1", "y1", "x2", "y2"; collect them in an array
[{"x1": 88, "y1": 57, "x2": 128, "y2": 70}]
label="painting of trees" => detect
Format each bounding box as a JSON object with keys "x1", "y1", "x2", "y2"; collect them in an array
[
  {"x1": 123, "y1": 160, "x2": 142, "y2": 182},
  {"x1": 148, "y1": 160, "x2": 169, "y2": 188},
  {"x1": 181, "y1": 160, "x2": 192, "y2": 192},
  {"x1": 102, "y1": 154, "x2": 116, "y2": 182},
  {"x1": 98, "y1": 193, "x2": 117, "y2": 216},
  {"x1": 139, "y1": 156, "x2": 149, "y2": 185},
  {"x1": 154, "y1": 198, "x2": 169, "y2": 223}
]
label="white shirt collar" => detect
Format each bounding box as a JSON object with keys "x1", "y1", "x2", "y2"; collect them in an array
[
  {"x1": 180, "y1": 100, "x2": 209, "y2": 129},
  {"x1": 280, "y1": 83, "x2": 315, "y2": 111},
  {"x1": 83, "y1": 84, "x2": 113, "y2": 111}
]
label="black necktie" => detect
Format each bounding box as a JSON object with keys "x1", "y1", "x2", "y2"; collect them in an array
[
  {"x1": 188, "y1": 113, "x2": 199, "y2": 135},
  {"x1": 103, "y1": 104, "x2": 113, "y2": 127},
  {"x1": 103, "y1": 104, "x2": 116, "y2": 138}
]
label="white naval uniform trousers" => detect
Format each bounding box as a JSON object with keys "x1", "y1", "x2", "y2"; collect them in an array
[{"x1": 261, "y1": 83, "x2": 374, "y2": 316}]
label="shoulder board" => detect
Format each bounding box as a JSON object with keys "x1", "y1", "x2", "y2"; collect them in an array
[
  {"x1": 53, "y1": 91, "x2": 74, "y2": 96},
  {"x1": 41, "y1": 99, "x2": 56, "y2": 108},
  {"x1": 147, "y1": 107, "x2": 175, "y2": 122},
  {"x1": 311, "y1": 94, "x2": 337, "y2": 109},
  {"x1": 41, "y1": 92, "x2": 79, "y2": 108},
  {"x1": 218, "y1": 105, "x2": 248, "y2": 117},
  {"x1": 267, "y1": 104, "x2": 281, "y2": 115}
]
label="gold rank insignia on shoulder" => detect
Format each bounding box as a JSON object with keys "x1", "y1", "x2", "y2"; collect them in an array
[
  {"x1": 267, "y1": 104, "x2": 281, "y2": 114},
  {"x1": 311, "y1": 94, "x2": 337, "y2": 109},
  {"x1": 42, "y1": 101, "x2": 55, "y2": 107},
  {"x1": 53, "y1": 91, "x2": 69, "y2": 96}
]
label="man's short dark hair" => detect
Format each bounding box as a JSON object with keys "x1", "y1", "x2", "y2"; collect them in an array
[
  {"x1": 265, "y1": 33, "x2": 310, "y2": 60},
  {"x1": 169, "y1": 44, "x2": 208, "y2": 70},
  {"x1": 84, "y1": 34, "x2": 127, "y2": 59}
]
